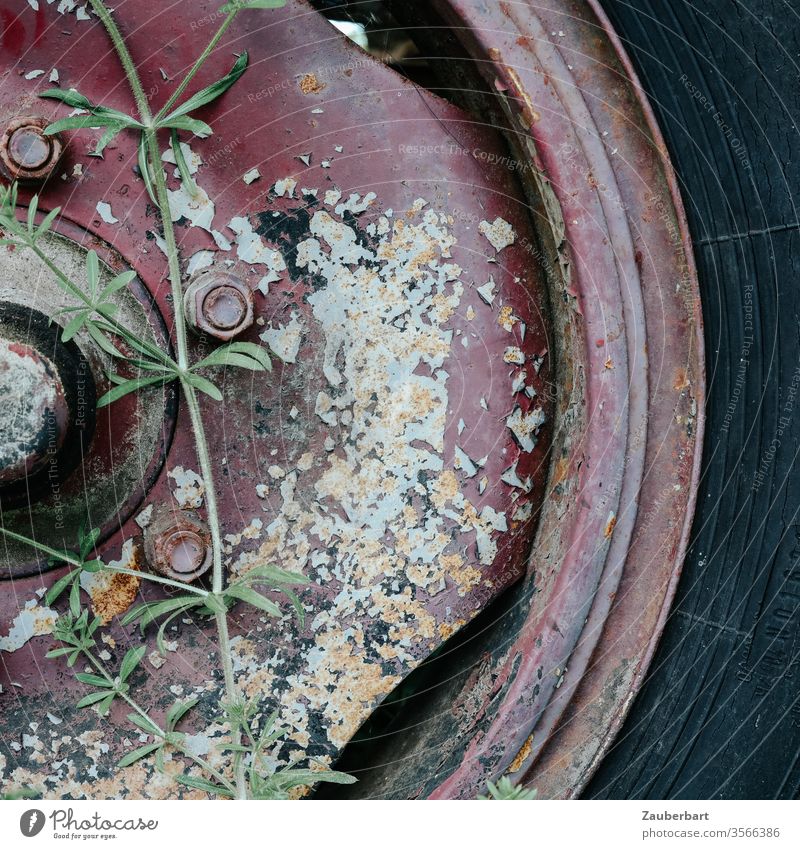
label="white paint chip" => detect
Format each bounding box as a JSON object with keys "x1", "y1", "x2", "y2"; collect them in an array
[
  {"x1": 96, "y1": 201, "x2": 119, "y2": 224},
  {"x1": 167, "y1": 466, "x2": 205, "y2": 508},
  {"x1": 479, "y1": 217, "x2": 516, "y2": 252},
  {"x1": 260, "y1": 313, "x2": 302, "y2": 364}
]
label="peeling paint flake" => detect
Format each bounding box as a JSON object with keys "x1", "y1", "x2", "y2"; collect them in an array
[
  {"x1": 96, "y1": 201, "x2": 119, "y2": 224},
  {"x1": 228, "y1": 216, "x2": 287, "y2": 282},
  {"x1": 260, "y1": 312, "x2": 302, "y2": 364},
  {"x1": 479, "y1": 217, "x2": 516, "y2": 252},
  {"x1": 79, "y1": 540, "x2": 140, "y2": 624},
  {"x1": 477, "y1": 276, "x2": 496, "y2": 305},
  {"x1": 273, "y1": 177, "x2": 297, "y2": 198},
  {"x1": 506, "y1": 405, "x2": 546, "y2": 452},
  {"x1": 168, "y1": 466, "x2": 205, "y2": 508},
  {"x1": 167, "y1": 183, "x2": 215, "y2": 232},
  {"x1": 0, "y1": 599, "x2": 57, "y2": 653}
]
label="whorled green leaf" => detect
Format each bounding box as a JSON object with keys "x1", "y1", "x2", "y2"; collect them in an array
[
  {"x1": 159, "y1": 52, "x2": 249, "y2": 126},
  {"x1": 119, "y1": 644, "x2": 147, "y2": 683},
  {"x1": 193, "y1": 341, "x2": 272, "y2": 372},
  {"x1": 122, "y1": 596, "x2": 202, "y2": 633},
  {"x1": 166, "y1": 697, "x2": 199, "y2": 732},
  {"x1": 96, "y1": 373, "x2": 170, "y2": 408},
  {"x1": 158, "y1": 115, "x2": 213, "y2": 138},
  {"x1": 75, "y1": 672, "x2": 111, "y2": 688},
  {"x1": 479, "y1": 776, "x2": 538, "y2": 801},
  {"x1": 137, "y1": 135, "x2": 159, "y2": 208},
  {"x1": 174, "y1": 774, "x2": 234, "y2": 798},
  {"x1": 252, "y1": 767, "x2": 356, "y2": 799},
  {"x1": 184, "y1": 373, "x2": 223, "y2": 401},
  {"x1": 223, "y1": 584, "x2": 282, "y2": 617},
  {"x1": 126, "y1": 712, "x2": 163, "y2": 737},
  {"x1": 117, "y1": 741, "x2": 163, "y2": 768},
  {"x1": 170, "y1": 130, "x2": 199, "y2": 197},
  {"x1": 68, "y1": 577, "x2": 81, "y2": 617},
  {"x1": 45, "y1": 570, "x2": 78, "y2": 607},
  {"x1": 219, "y1": 0, "x2": 287, "y2": 11},
  {"x1": 76, "y1": 689, "x2": 116, "y2": 709}
]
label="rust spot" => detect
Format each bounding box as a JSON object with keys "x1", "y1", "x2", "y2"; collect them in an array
[
  {"x1": 604, "y1": 515, "x2": 617, "y2": 538},
  {"x1": 673, "y1": 368, "x2": 690, "y2": 391},
  {"x1": 508, "y1": 732, "x2": 534, "y2": 773},
  {"x1": 88, "y1": 547, "x2": 141, "y2": 624},
  {"x1": 299, "y1": 73, "x2": 325, "y2": 94}
]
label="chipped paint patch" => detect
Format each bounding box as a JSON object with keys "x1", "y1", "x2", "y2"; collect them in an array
[
  {"x1": 79, "y1": 540, "x2": 140, "y2": 624},
  {"x1": 507, "y1": 405, "x2": 546, "y2": 452},
  {"x1": 228, "y1": 216, "x2": 286, "y2": 284},
  {"x1": 167, "y1": 183, "x2": 214, "y2": 232},
  {"x1": 260, "y1": 313, "x2": 302, "y2": 364},
  {"x1": 0, "y1": 599, "x2": 57, "y2": 652},
  {"x1": 95, "y1": 201, "x2": 118, "y2": 224},
  {"x1": 479, "y1": 217, "x2": 516, "y2": 252},
  {"x1": 299, "y1": 73, "x2": 325, "y2": 94},
  {"x1": 167, "y1": 466, "x2": 205, "y2": 508}
]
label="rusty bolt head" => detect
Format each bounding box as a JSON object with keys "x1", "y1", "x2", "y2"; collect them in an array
[
  {"x1": 143, "y1": 509, "x2": 212, "y2": 583},
  {"x1": 0, "y1": 116, "x2": 64, "y2": 183},
  {"x1": 183, "y1": 270, "x2": 254, "y2": 341},
  {"x1": 0, "y1": 337, "x2": 69, "y2": 484}
]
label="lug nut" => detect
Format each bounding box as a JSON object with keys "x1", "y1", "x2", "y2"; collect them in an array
[
  {"x1": 0, "y1": 337, "x2": 69, "y2": 484},
  {"x1": 143, "y1": 509, "x2": 212, "y2": 583},
  {"x1": 0, "y1": 116, "x2": 64, "y2": 183},
  {"x1": 184, "y1": 271, "x2": 254, "y2": 341}
]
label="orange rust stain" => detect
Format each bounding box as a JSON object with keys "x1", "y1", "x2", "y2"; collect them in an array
[
  {"x1": 299, "y1": 73, "x2": 325, "y2": 95},
  {"x1": 604, "y1": 515, "x2": 617, "y2": 538},
  {"x1": 91, "y1": 550, "x2": 141, "y2": 624},
  {"x1": 508, "y1": 732, "x2": 534, "y2": 773},
  {"x1": 673, "y1": 368, "x2": 691, "y2": 391}
]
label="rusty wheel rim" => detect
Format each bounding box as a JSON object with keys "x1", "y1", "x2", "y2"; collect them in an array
[{"x1": 0, "y1": 0, "x2": 703, "y2": 799}]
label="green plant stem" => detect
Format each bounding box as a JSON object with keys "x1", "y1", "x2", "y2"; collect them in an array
[
  {"x1": 155, "y1": 10, "x2": 238, "y2": 122},
  {"x1": 0, "y1": 527, "x2": 209, "y2": 597},
  {"x1": 90, "y1": 0, "x2": 246, "y2": 799},
  {"x1": 83, "y1": 650, "x2": 236, "y2": 795},
  {"x1": 88, "y1": 0, "x2": 154, "y2": 126}
]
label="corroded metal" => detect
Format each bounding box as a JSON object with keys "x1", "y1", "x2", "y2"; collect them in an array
[
  {"x1": 0, "y1": 116, "x2": 63, "y2": 183},
  {"x1": 0, "y1": 338, "x2": 68, "y2": 484},
  {"x1": 184, "y1": 271, "x2": 254, "y2": 341},
  {"x1": 0, "y1": 230, "x2": 174, "y2": 577},
  {"x1": 143, "y1": 508, "x2": 211, "y2": 583},
  {"x1": 0, "y1": 0, "x2": 703, "y2": 801}
]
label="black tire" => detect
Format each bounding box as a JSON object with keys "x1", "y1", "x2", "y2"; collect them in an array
[{"x1": 588, "y1": 0, "x2": 800, "y2": 800}]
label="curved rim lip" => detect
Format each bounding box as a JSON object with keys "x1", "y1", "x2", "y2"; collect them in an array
[
  {"x1": 573, "y1": 0, "x2": 706, "y2": 792},
  {"x1": 422, "y1": 0, "x2": 706, "y2": 798}
]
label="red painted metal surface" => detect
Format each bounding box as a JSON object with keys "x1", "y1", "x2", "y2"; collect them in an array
[{"x1": 0, "y1": 0, "x2": 703, "y2": 799}]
